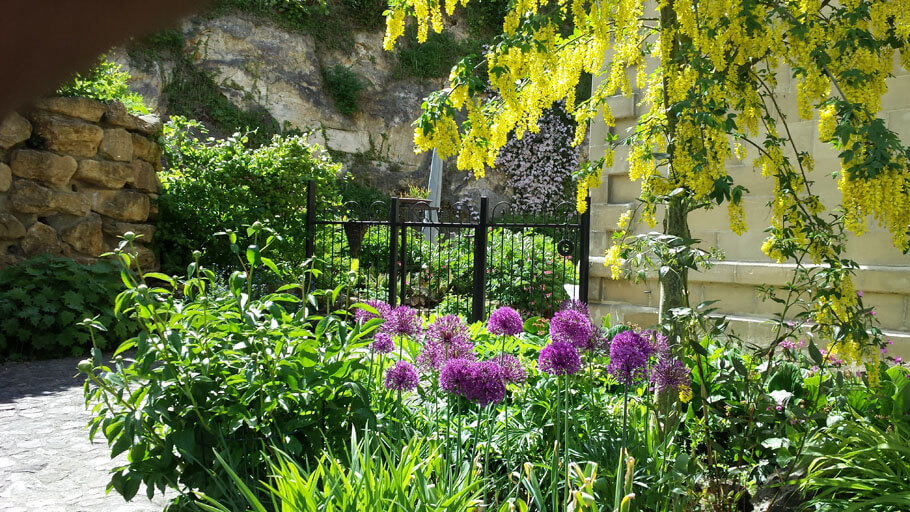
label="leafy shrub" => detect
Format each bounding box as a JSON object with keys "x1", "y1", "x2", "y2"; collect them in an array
[
  {"x1": 0, "y1": 255, "x2": 137, "y2": 359},
  {"x1": 81, "y1": 230, "x2": 378, "y2": 509},
  {"x1": 494, "y1": 104, "x2": 579, "y2": 214},
  {"x1": 395, "y1": 28, "x2": 481, "y2": 80},
  {"x1": 57, "y1": 58, "x2": 149, "y2": 115},
  {"x1": 156, "y1": 116, "x2": 343, "y2": 273},
  {"x1": 322, "y1": 65, "x2": 365, "y2": 116}
]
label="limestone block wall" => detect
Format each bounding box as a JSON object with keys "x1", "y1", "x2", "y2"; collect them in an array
[
  {"x1": 0, "y1": 97, "x2": 162, "y2": 269},
  {"x1": 587, "y1": 62, "x2": 910, "y2": 353}
]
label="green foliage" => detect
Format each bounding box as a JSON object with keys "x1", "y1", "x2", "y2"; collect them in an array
[
  {"x1": 56, "y1": 58, "x2": 149, "y2": 115},
  {"x1": 395, "y1": 28, "x2": 482, "y2": 81},
  {"x1": 156, "y1": 116, "x2": 343, "y2": 273},
  {"x1": 200, "y1": 430, "x2": 481, "y2": 511},
  {"x1": 163, "y1": 59, "x2": 281, "y2": 146},
  {"x1": 0, "y1": 255, "x2": 137, "y2": 360},
  {"x1": 799, "y1": 412, "x2": 910, "y2": 511},
  {"x1": 214, "y1": 0, "x2": 386, "y2": 53},
  {"x1": 80, "y1": 229, "x2": 378, "y2": 509},
  {"x1": 322, "y1": 65, "x2": 365, "y2": 116}
]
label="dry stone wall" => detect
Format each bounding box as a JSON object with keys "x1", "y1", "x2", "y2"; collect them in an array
[{"x1": 0, "y1": 97, "x2": 162, "y2": 269}]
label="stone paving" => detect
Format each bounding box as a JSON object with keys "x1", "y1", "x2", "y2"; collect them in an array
[{"x1": 0, "y1": 357, "x2": 166, "y2": 511}]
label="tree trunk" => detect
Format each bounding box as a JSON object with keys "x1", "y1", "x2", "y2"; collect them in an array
[
  {"x1": 658, "y1": 196, "x2": 689, "y2": 324},
  {"x1": 658, "y1": 2, "x2": 689, "y2": 329}
]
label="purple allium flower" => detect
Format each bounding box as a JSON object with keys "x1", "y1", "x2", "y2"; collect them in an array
[
  {"x1": 643, "y1": 330, "x2": 669, "y2": 355},
  {"x1": 496, "y1": 354, "x2": 527, "y2": 385},
  {"x1": 607, "y1": 330, "x2": 654, "y2": 385},
  {"x1": 416, "y1": 340, "x2": 476, "y2": 372},
  {"x1": 538, "y1": 341, "x2": 582, "y2": 376},
  {"x1": 372, "y1": 332, "x2": 395, "y2": 354},
  {"x1": 384, "y1": 361, "x2": 418, "y2": 391},
  {"x1": 427, "y1": 315, "x2": 470, "y2": 346},
  {"x1": 439, "y1": 358, "x2": 474, "y2": 395},
  {"x1": 549, "y1": 309, "x2": 594, "y2": 351},
  {"x1": 649, "y1": 356, "x2": 691, "y2": 393},
  {"x1": 487, "y1": 307, "x2": 524, "y2": 336},
  {"x1": 560, "y1": 299, "x2": 590, "y2": 317},
  {"x1": 462, "y1": 360, "x2": 506, "y2": 406},
  {"x1": 355, "y1": 299, "x2": 391, "y2": 323},
  {"x1": 381, "y1": 306, "x2": 421, "y2": 337}
]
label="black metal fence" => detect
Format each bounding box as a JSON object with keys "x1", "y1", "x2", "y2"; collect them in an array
[{"x1": 304, "y1": 181, "x2": 590, "y2": 321}]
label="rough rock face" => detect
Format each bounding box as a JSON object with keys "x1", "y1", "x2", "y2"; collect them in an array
[
  {"x1": 111, "y1": 12, "x2": 511, "y2": 207},
  {"x1": 0, "y1": 98, "x2": 161, "y2": 269}
]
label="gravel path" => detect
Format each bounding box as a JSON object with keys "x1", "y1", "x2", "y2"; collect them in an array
[{"x1": 0, "y1": 357, "x2": 166, "y2": 512}]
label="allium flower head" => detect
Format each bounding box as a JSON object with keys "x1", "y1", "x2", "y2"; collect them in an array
[
  {"x1": 385, "y1": 361, "x2": 419, "y2": 391},
  {"x1": 643, "y1": 330, "x2": 669, "y2": 355},
  {"x1": 649, "y1": 355, "x2": 690, "y2": 393},
  {"x1": 560, "y1": 299, "x2": 590, "y2": 317},
  {"x1": 496, "y1": 354, "x2": 527, "y2": 385},
  {"x1": 487, "y1": 307, "x2": 524, "y2": 336},
  {"x1": 381, "y1": 306, "x2": 421, "y2": 337},
  {"x1": 538, "y1": 341, "x2": 582, "y2": 375},
  {"x1": 549, "y1": 309, "x2": 594, "y2": 351},
  {"x1": 371, "y1": 332, "x2": 395, "y2": 354},
  {"x1": 355, "y1": 299, "x2": 391, "y2": 323},
  {"x1": 427, "y1": 315, "x2": 470, "y2": 346},
  {"x1": 463, "y1": 360, "x2": 506, "y2": 406},
  {"x1": 417, "y1": 340, "x2": 476, "y2": 372},
  {"x1": 439, "y1": 358, "x2": 474, "y2": 395},
  {"x1": 607, "y1": 330, "x2": 654, "y2": 385}
]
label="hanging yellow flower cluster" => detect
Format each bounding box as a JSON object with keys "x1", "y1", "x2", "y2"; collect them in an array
[{"x1": 384, "y1": 0, "x2": 910, "y2": 345}]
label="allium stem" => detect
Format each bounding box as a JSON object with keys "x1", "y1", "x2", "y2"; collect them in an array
[
  {"x1": 563, "y1": 374, "x2": 570, "y2": 509},
  {"x1": 483, "y1": 404, "x2": 493, "y2": 505},
  {"x1": 552, "y1": 374, "x2": 562, "y2": 512},
  {"x1": 615, "y1": 384, "x2": 629, "y2": 510}
]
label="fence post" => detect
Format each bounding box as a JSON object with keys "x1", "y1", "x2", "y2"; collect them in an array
[
  {"x1": 578, "y1": 195, "x2": 591, "y2": 303},
  {"x1": 388, "y1": 198, "x2": 399, "y2": 306},
  {"x1": 471, "y1": 196, "x2": 489, "y2": 323},
  {"x1": 400, "y1": 221, "x2": 408, "y2": 305},
  {"x1": 305, "y1": 180, "x2": 315, "y2": 261}
]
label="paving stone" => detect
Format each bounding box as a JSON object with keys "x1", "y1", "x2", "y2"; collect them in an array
[{"x1": 0, "y1": 357, "x2": 168, "y2": 511}]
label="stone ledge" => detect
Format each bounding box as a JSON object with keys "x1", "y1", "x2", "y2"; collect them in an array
[
  {"x1": 588, "y1": 300, "x2": 910, "y2": 356},
  {"x1": 589, "y1": 257, "x2": 910, "y2": 295}
]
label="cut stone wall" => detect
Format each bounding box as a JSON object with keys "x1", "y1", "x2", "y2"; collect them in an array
[
  {"x1": 0, "y1": 97, "x2": 161, "y2": 269},
  {"x1": 587, "y1": 60, "x2": 910, "y2": 355}
]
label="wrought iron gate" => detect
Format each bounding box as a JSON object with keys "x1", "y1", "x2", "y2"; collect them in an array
[{"x1": 305, "y1": 181, "x2": 590, "y2": 321}]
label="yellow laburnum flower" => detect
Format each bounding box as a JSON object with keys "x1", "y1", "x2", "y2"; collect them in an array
[
  {"x1": 818, "y1": 104, "x2": 837, "y2": 142},
  {"x1": 383, "y1": 9, "x2": 406, "y2": 51},
  {"x1": 678, "y1": 385, "x2": 693, "y2": 403},
  {"x1": 604, "y1": 244, "x2": 622, "y2": 280}
]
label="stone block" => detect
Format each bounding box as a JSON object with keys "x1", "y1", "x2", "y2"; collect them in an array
[
  {"x1": 133, "y1": 243, "x2": 157, "y2": 270},
  {"x1": 0, "y1": 112, "x2": 31, "y2": 150},
  {"x1": 58, "y1": 213, "x2": 103, "y2": 256},
  {"x1": 28, "y1": 111, "x2": 104, "y2": 158},
  {"x1": 102, "y1": 101, "x2": 163, "y2": 135},
  {"x1": 101, "y1": 218, "x2": 155, "y2": 243},
  {"x1": 98, "y1": 128, "x2": 133, "y2": 162},
  {"x1": 33, "y1": 97, "x2": 105, "y2": 122},
  {"x1": 21, "y1": 221, "x2": 62, "y2": 257},
  {"x1": 129, "y1": 160, "x2": 158, "y2": 192},
  {"x1": 90, "y1": 190, "x2": 150, "y2": 222},
  {"x1": 10, "y1": 150, "x2": 78, "y2": 188},
  {"x1": 0, "y1": 213, "x2": 26, "y2": 240},
  {"x1": 9, "y1": 179, "x2": 91, "y2": 216},
  {"x1": 325, "y1": 128, "x2": 371, "y2": 154},
  {"x1": 0, "y1": 163, "x2": 10, "y2": 192},
  {"x1": 74, "y1": 159, "x2": 133, "y2": 189},
  {"x1": 130, "y1": 133, "x2": 162, "y2": 168}
]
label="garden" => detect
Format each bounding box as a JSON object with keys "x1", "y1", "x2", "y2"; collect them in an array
[{"x1": 1, "y1": 0, "x2": 910, "y2": 511}]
